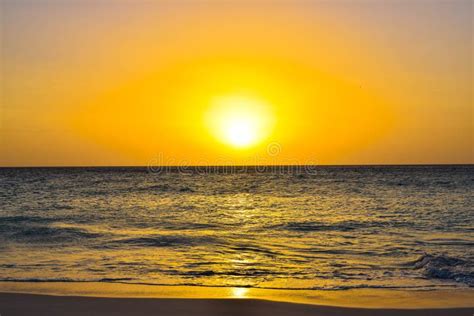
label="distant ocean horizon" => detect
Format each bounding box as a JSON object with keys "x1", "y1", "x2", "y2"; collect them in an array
[
  {"x1": 2, "y1": 164, "x2": 473, "y2": 168},
  {"x1": 1, "y1": 165, "x2": 472, "y2": 291}
]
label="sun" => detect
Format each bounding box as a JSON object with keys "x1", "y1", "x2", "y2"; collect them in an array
[{"x1": 206, "y1": 96, "x2": 275, "y2": 148}]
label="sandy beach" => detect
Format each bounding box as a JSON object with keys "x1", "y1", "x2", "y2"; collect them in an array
[
  {"x1": 1, "y1": 292, "x2": 473, "y2": 316},
  {"x1": 1, "y1": 282, "x2": 473, "y2": 315}
]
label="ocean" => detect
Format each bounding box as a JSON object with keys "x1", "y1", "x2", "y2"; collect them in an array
[{"x1": 0, "y1": 166, "x2": 473, "y2": 291}]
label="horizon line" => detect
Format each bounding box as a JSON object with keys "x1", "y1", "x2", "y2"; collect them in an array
[{"x1": 1, "y1": 163, "x2": 473, "y2": 169}]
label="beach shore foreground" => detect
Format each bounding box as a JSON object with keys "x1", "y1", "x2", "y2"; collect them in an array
[
  {"x1": 1, "y1": 293, "x2": 473, "y2": 316},
  {"x1": 1, "y1": 282, "x2": 473, "y2": 316}
]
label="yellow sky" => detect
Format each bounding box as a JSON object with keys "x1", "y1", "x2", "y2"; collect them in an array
[{"x1": 1, "y1": 0, "x2": 472, "y2": 166}]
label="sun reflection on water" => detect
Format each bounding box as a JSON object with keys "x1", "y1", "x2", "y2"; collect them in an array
[{"x1": 231, "y1": 287, "x2": 249, "y2": 298}]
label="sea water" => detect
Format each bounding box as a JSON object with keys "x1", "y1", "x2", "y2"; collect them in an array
[{"x1": 0, "y1": 166, "x2": 472, "y2": 290}]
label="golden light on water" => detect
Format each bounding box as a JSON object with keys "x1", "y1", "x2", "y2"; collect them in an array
[
  {"x1": 231, "y1": 287, "x2": 249, "y2": 298},
  {"x1": 205, "y1": 96, "x2": 275, "y2": 149}
]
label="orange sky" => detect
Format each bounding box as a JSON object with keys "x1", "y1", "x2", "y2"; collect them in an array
[{"x1": 1, "y1": 0, "x2": 472, "y2": 166}]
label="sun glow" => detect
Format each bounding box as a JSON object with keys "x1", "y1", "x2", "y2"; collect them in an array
[
  {"x1": 231, "y1": 287, "x2": 249, "y2": 298},
  {"x1": 206, "y1": 96, "x2": 275, "y2": 148}
]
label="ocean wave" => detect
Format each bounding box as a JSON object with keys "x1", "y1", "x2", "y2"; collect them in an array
[
  {"x1": 416, "y1": 239, "x2": 474, "y2": 246},
  {"x1": 161, "y1": 222, "x2": 218, "y2": 230},
  {"x1": 271, "y1": 220, "x2": 410, "y2": 232},
  {"x1": 136, "y1": 184, "x2": 195, "y2": 193},
  {"x1": 0, "y1": 216, "x2": 58, "y2": 224},
  {"x1": 0, "y1": 278, "x2": 459, "y2": 291},
  {"x1": 0, "y1": 277, "x2": 134, "y2": 283},
  {"x1": 106, "y1": 235, "x2": 220, "y2": 248},
  {"x1": 7, "y1": 225, "x2": 102, "y2": 243},
  {"x1": 410, "y1": 254, "x2": 474, "y2": 286},
  {"x1": 1, "y1": 166, "x2": 473, "y2": 292},
  {"x1": 228, "y1": 245, "x2": 280, "y2": 257},
  {"x1": 175, "y1": 268, "x2": 283, "y2": 277}
]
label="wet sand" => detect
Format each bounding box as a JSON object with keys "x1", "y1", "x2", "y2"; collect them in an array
[
  {"x1": 1, "y1": 282, "x2": 473, "y2": 315},
  {"x1": 1, "y1": 293, "x2": 473, "y2": 316}
]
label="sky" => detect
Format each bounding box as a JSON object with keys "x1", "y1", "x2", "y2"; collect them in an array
[{"x1": 1, "y1": 0, "x2": 472, "y2": 166}]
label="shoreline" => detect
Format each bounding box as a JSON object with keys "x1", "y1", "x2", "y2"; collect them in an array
[
  {"x1": 1, "y1": 293, "x2": 473, "y2": 316},
  {"x1": 0, "y1": 282, "x2": 473, "y2": 309}
]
